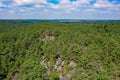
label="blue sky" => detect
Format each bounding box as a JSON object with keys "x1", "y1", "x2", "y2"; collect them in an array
[{"x1": 0, "y1": 0, "x2": 120, "y2": 19}]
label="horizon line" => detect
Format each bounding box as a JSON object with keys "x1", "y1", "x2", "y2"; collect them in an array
[{"x1": 0, "y1": 19, "x2": 120, "y2": 21}]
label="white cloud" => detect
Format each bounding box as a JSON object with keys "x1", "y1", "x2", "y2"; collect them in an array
[
  {"x1": 93, "y1": 0, "x2": 120, "y2": 12},
  {"x1": 40, "y1": 9, "x2": 49, "y2": 14},
  {"x1": 0, "y1": 0, "x2": 120, "y2": 19},
  {"x1": 9, "y1": 10, "x2": 14, "y2": 14},
  {"x1": 0, "y1": 0, "x2": 12, "y2": 1},
  {"x1": 18, "y1": 7, "x2": 35, "y2": 13},
  {"x1": 19, "y1": 9, "x2": 26, "y2": 12},
  {"x1": 50, "y1": 0, "x2": 92, "y2": 11},
  {"x1": 93, "y1": 0, "x2": 114, "y2": 8},
  {"x1": 0, "y1": 2, "x2": 6, "y2": 7},
  {"x1": 34, "y1": 4, "x2": 43, "y2": 8},
  {"x1": 13, "y1": 0, "x2": 47, "y2": 5}
]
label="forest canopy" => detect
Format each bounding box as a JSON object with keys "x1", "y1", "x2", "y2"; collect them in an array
[{"x1": 0, "y1": 21, "x2": 120, "y2": 80}]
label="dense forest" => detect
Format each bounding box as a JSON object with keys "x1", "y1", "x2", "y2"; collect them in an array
[{"x1": 0, "y1": 21, "x2": 120, "y2": 80}]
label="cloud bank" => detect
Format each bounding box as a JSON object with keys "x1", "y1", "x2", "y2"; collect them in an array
[{"x1": 0, "y1": 0, "x2": 120, "y2": 19}]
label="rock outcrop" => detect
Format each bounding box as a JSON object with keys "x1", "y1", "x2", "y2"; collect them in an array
[
  {"x1": 40, "y1": 56, "x2": 77, "y2": 80},
  {"x1": 42, "y1": 34, "x2": 55, "y2": 41}
]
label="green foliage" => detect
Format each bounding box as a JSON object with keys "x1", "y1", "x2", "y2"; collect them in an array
[
  {"x1": 19, "y1": 58, "x2": 48, "y2": 80},
  {"x1": 49, "y1": 70, "x2": 59, "y2": 80},
  {"x1": 0, "y1": 21, "x2": 120, "y2": 80}
]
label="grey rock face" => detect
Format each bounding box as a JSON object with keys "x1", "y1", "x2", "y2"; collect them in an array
[{"x1": 60, "y1": 68, "x2": 76, "y2": 80}]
